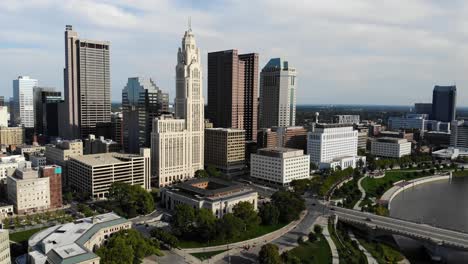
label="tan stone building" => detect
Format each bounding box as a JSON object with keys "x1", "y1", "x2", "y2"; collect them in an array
[
  {"x1": 7, "y1": 168, "x2": 50, "y2": 214},
  {"x1": 204, "y1": 128, "x2": 246, "y2": 176},
  {"x1": 45, "y1": 140, "x2": 82, "y2": 186},
  {"x1": 0, "y1": 127, "x2": 24, "y2": 146},
  {"x1": 0, "y1": 229, "x2": 11, "y2": 264}
]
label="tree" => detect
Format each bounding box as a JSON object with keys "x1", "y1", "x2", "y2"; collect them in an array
[
  {"x1": 151, "y1": 228, "x2": 179, "y2": 249},
  {"x1": 290, "y1": 179, "x2": 311, "y2": 194},
  {"x1": 232, "y1": 201, "x2": 260, "y2": 230},
  {"x1": 194, "y1": 169, "x2": 209, "y2": 178},
  {"x1": 313, "y1": 224, "x2": 323, "y2": 235},
  {"x1": 108, "y1": 182, "x2": 155, "y2": 218},
  {"x1": 216, "y1": 213, "x2": 245, "y2": 241},
  {"x1": 194, "y1": 208, "x2": 217, "y2": 241},
  {"x1": 258, "y1": 243, "x2": 281, "y2": 264},
  {"x1": 308, "y1": 231, "x2": 317, "y2": 242},
  {"x1": 281, "y1": 251, "x2": 301, "y2": 264},
  {"x1": 63, "y1": 192, "x2": 73, "y2": 204},
  {"x1": 2, "y1": 218, "x2": 10, "y2": 229},
  {"x1": 172, "y1": 204, "x2": 196, "y2": 237},
  {"x1": 259, "y1": 203, "x2": 280, "y2": 225},
  {"x1": 271, "y1": 191, "x2": 305, "y2": 223},
  {"x1": 206, "y1": 165, "x2": 221, "y2": 177},
  {"x1": 14, "y1": 217, "x2": 21, "y2": 229}
]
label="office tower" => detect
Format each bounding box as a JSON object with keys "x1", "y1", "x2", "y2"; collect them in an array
[
  {"x1": 207, "y1": 51, "x2": 259, "y2": 141},
  {"x1": 307, "y1": 124, "x2": 359, "y2": 169},
  {"x1": 7, "y1": 168, "x2": 50, "y2": 214},
  {"x1": 0, "y1": 127, "x2": 24, "y2": 146},
  {"x1": 238, "y1": 54, "x2": 258, "y2": 141},
  {"x1": 111, "y1": 112, "x2": 123, "y2": 147},
  {"x1": 0, "y1": 229, "x2": 10, "y2": 264},
  {"x1": 43, "y1": 99, "x2": 63, "y2": 138},
  {"x1": 122, "y1": 77, "x2": 169, "y2": 153},
  {"x1": 432, "y1": 85, "x2": 456, "y2": 122},
  {"x1": 63, "y1": 25, "x2": 111, "y2": 139},
  {"x1": 450, "y1": 120, "x2": 468, "y2": 148},
  {"x1": 0, "y1": 107, "x2": 8, "y2": 127},
  {"x1": 33, "y1": 87, "x2": 61, "y2": 135},
  {"x1": 68, "y1": 151, "x2": 151, "y2": 199},
  {"x1": 12, "y1": 76, "x2": 37, "y2": 128},
  {"x1": 152, "y1": 26, "x2": 204, "y2": 187},
  {"x1": 39, "y1": 165, "x2": 62, "y2": 209},
  {"x1": 205, "y1": 128, "x2": 246, "y2": 176},
  {"x1": 259, "y1": 58, "x2": 297, "y2": 128},
  {"x1": 333, "y1": 115, "x2": 360, "y2": 124},
  {"x1": 414, "y1": 103, "x2": 432, "y2": 116},
  {"x1": 251, "y1": 147, "x2": 310, "y2": 186}
]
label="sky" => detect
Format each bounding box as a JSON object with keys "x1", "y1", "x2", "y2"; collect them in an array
[{"x1": 0, "y1": 0, "x2": 467, "y2": 105}]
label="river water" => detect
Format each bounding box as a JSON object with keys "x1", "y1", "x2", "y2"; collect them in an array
[{"x1": 390, "y1": 176, "x2": 468, "y2": 263}]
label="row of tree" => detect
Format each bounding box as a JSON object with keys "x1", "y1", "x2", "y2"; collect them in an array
[{"x1": 107, "y1": 182, "x2": 155, "y2": 218}]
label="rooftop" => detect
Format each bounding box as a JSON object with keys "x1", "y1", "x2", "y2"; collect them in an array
[
  {"x1": 70, "y1": 152, "x2": 141, "y2": 166},
  {"x1": 256, "y1": 147, "x2": 306, "y2": 158},
  {"x1": 315, "y1": 123, "x2": 354, "y2": 129},
  {"x1": 205, "y1": 128, "x2": 245, "y2": 133},
  {"x1": 375, "y1": 137, "x2": 409, "y2": 143}
]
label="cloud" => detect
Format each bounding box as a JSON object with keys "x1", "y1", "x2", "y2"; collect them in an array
[{"x1": 0, "y1": 0, "x2": 466, "y2": 106}]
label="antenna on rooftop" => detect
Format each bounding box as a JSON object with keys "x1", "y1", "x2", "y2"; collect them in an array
[{"x1": 188, "y1": 16, "x2": 192, "y2": 31}]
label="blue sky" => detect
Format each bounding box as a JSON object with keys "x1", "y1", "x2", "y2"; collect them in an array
[{"x1": 0, "y1": 0, "x2": 467, "y2": 105}]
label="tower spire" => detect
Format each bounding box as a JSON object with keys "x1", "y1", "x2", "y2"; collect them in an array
[{"x1": 188, "y1": 16, "x2": 192, "y2": 31}]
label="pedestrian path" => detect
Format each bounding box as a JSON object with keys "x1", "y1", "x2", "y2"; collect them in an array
[
  {"x1": 314, "y1": 216, "x2": 339, "y2": 264},
  {"x1": 354, "y1": 175, "x2": 368, "y2": 210},
  {"x1": 348, "y1": 230, "x2": 378, "y2": 264}
]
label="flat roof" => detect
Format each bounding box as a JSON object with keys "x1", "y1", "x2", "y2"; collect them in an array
[
  {"x1": 70, "y1": 152, "x2": 140, "y2": 166},
  {"x1": 315, "y1": 123, "x2": 353, "y2": 128},
  {"x1": 205, "y1": 128, "x2": 245, "y2": 133}
]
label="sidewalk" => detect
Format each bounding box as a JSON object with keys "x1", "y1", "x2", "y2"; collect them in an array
[
  {"x1": 348, "y1": 230, "x2": 378, "y2": 264},
  {"x1": 314, "y1": 216, "x2": 339, "y2": 264},
  {"x1": 354, "y1": 175, "x2": 368, "y2": 210}
]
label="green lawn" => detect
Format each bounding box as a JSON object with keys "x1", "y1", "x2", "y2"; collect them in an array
[
  {"x1": 288, "y1": 235, "x2": 332, "y2": 263},
  {"x1": 361, "y1": 170, "x2": 432, "y2": 198},
  {"x1": 179, "y1": 223, "x2": 287, "y2": 248},
  {"x1": 329, "y1": 222, "x2": 367, "y2": 264},
  {"x1": 358, "y1": 238, "x2": 404, "y2": 264},
  {"x1": 190, "y1": 249, "x2": 228, "y2": 260},
  {"x1": 10, "y1": 227, "x2": 45, "y2": 243},
  {"x1": 452, "y1": 170, "x2": 468, "y2": 177}
]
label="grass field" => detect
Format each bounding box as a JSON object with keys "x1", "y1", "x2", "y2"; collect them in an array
[
  {"x1": 329, "y1": 222, "x2": 367, "y2": 264},
  {"x1": 361, "y1": 170, "x2": 431, "y2": 198},
  {"x1": 179, "y1": 223, "x2": 287, "y2": 248},
  {"x1": 9, "y1": 227, "x2": 45, "y2": 243},
  {"x1": 288, "y1": 235, "x2": 332, "y2": 263},
  {"x1": 190, "y1": 249, "x2": 228, "y2": 260}
]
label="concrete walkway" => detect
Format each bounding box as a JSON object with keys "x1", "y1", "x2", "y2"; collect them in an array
[
  {"x1": 348, "y1": 230, "x2": 378, "y2": 264},
  {"x1": 314, "y1": 216, "x2": 339, "y2": 264},
  {"x1": 353, "y1": 175, "x2": 368, "y2": 211}
]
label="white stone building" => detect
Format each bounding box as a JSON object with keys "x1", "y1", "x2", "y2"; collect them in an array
[
  {"x1": 0, "y1": 155, "x2": 27, "y2": 183},
  {"x1": 7, "y1": 168, "x2": 50, "y2": 214},
  {"x1": 251, "y1": 147, "x2": 310, "y2": 186},
  {"x1": 12, "y1": 76, "x2": 37, "y2": 128},
  {"x1": 307, "y1": 124, "x2": 359, "y2": 169},
  {"x1": 151, "y1": 27, "x2": 204, "y2": 187},
  {"x1": 0, "y1": 107, "x2": 8, "y2": 127},
  {"x1": 371, "y1": 138, "x2": 411, "y2": 158},
  {"x1": 0, "y1": 229, "x2": 10, "y2": 264}
]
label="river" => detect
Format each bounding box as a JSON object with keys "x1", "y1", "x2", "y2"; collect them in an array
[{"x1": 390, "y1": 176, "x2": 468, "y2": 263}]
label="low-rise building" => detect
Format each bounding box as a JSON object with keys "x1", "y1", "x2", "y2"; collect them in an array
[
  {"x1": 45, "y1": 140, "x2": 83, "y2": 187},
  {"x1": 204, "y1": 128, "x2": 246, "y2": 177},
  {"x1": 432, "y1": 147, "x2": 468, "y2": 160},
  {"x1": 0, "y1": 127, "x2": 24, "y2": 146},
  {"x1": 0, "y1": 204, "x2": 13, "y2": 220},
  {"x1": 7, "y1": 168, "x2": 50, "y2": 214},
  {"x1": 251, "y1": 147, "x2": 310, "y2": 186},
  {"x1": 377, "y1": 131, "x2": 414, "y2": 141},
  {"x1": 30, "y1": 153, "x2": 47, "y2": 167},
  {"x1": 28, "y1": 213, "x2": 131, "y2": 264},
  {"x1": 83, "y1": 134, "x2": 121, "y2": 155},
  {"x1": 15, "y1": 144, "x2": 45, "y2": 158},
  {"x1": 0, "y1": 229, "x2": 11, "y2": 264},
  {"x1": 68, "y1": 150, "x2": 151, "y2": 199},
  {"x1": 388, "y1": 114, "x2": 428, "y2": 131},
  {"x1": 370, "y1": 137, "x2": 411, "y2": 158},
  {"x1": 0, "y1": 155, "x2": 27, "y2": 183},
  {"x1": 450, "y1": 120, "x2": 468, "y2": 149},
  {"x1": 161, "y1": 178, "x2": 257, "y2": 218},
  {"x1": 332, "y1": 115, "x2": 360, "y2": 124}
]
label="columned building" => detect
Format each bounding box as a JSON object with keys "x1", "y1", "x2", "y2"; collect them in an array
[
  {"x1": 122, "y1": 77, "x2": 169, "y2": 153},
  {"x1": 151, "y1": 26, "x2": 204, "y2": 187},
  {"x1": 63, "y1": 25, "x2": 111, "y2": 139},
  {"x1": 259, "y1": 58, "x2": 297, "y2": 128}
]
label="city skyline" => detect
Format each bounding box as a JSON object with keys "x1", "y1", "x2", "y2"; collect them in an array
[{"x1": 1, "y1": 1, "x2": 466, "y2": 105}]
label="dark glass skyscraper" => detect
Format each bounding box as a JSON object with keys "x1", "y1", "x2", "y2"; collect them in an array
[{"x1": 432, "y1": 85, "x2": 456, "y2": 122}]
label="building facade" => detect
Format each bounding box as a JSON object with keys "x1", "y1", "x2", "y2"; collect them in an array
[
  {"x1": 152, "y1": 27, "x2": 204, "y2": 187},
  {"x1": 39, "y1": 165, "x2": 62, "y2": 209},
  {"x1": 307, "y1": 124, "x2": 358, "y2": 169},
  {"x1": 12, "y1": 76, "x2": 37, "y2": 128},
  {"x1": 238, "y1": 53, "x2": 258, "y2": 141},
  {"x1": 259, "y1": 58, "x2": 297, "y2": 128},
  {"x1": 388, "y1": 114, "x2": 428, "y2": 131},
  {"x1": 83, "y1": 134, "x2": 120, "y2": 154},
  {"x1": 0, "y1": 155, "x2": 26, "y2": 183},
  {"x1": 7, "y1": 168, "x2": 50, "y2": 214},
  {"x1": 432, "y1": 85, "x2": 456, "y2": 122},
  {"x1": 414, "y1": 103, "x2": 432, "y2": 116},
  {"x1": 204, "y1": 128, "x2": 245, "y2": 176},
  {"x1": 450, "y1": 120, "x2": 468, "y2": 149},
  {"x1": 68, "y1": 151, "x2": 151, "y2": 199},
  {"x1": 332, "y1": 115, "x2": 360, "y2": 124},
  {"x1": 0, "y1": 127, "x2": 24, "y2": 146},
  {"x1": 45, "y1": 140, "x2": 83, "y2": 187},
  {"x1": 122, "y1": 77, "x2": 169, "y2": 153},
  {"x1": 0, "y1": 229, "x2": 10, "y2": 264},
  {"x1": 63, "y1": 25, "x2": 111, "y2": 139},
  {"x1": 0, "y1": 107, "x2": 8, "y2": 127},
  {"x1": 33, "y1": 87, "x2": 61, "y2": 135},
  {"x1": 370, "y1": 138, "x2": 411, "y2": 158},
  {"x1": 257, "y1": 126, "x2": 307, "y2": 151},
  {"x1": 161, "y1": 178, "x2": 257, "y2": 218},
  {"x1": 251, "y1": 147, "x2": 310, "y2": 186}
]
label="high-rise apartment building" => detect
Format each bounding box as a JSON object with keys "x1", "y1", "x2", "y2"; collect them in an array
[
  {"x1": 259, "y1": 58, "x2": 297, "y2": 129},
  {"x1": 122, "y1": 77, "x2": 169, "y2": 153},
  {"x1": 12, "y1": 76, "x2": 37, "y2": 128},
  {"x1": 204, "y1": 128, "x2": 246, "y2": 176},
  {"x1": 307, "y1": 124, "x2": 359, "y2": 169},
  {"x1": 68, "y1": 151, "x2": 151, "y2": 199},
  {"x1": 152, "y1": 27, "x2": 204, "y2": 187},
  {"x1": 207, "y1": 50, "x2": 259, "y2": 141},
  {"x1": 33, "y1": 87, "x2": 61, "y2": 135},
  {"x1": 0, "y1": 229, "x2": 10, "y2": 264},
  {"x1": 63, "y1": 25, "x2": 111, "y2": 139},
  {"x1": 432, "y1": 85, "x2": 456, "y2": 122}
]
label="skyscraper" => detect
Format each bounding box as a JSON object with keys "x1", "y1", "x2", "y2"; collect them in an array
[
  {"x1": 122, "y1": 77, "x2": 169, "y2": 153},
  {"x1": 151, "y1": 25, "x2": 204, "y2": 187},
  {"x1": 259, "y1": 58, "x2": 297, "y2": 128},
  {"x1": 63, "y1": 25, "x2": 111, "y2": 139},
  {"x1": 33, "y1": 87, "x2": 61, "y2": 135},
  {"x1": 12, "y1": 76, "x2": 37, "y2": 128},
  {"x1": 432, "y1": 85, "x2": 456, "y2": 122},
  {"x1": 207, "y1": 50, "x2": 259, "y2": 141}
]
